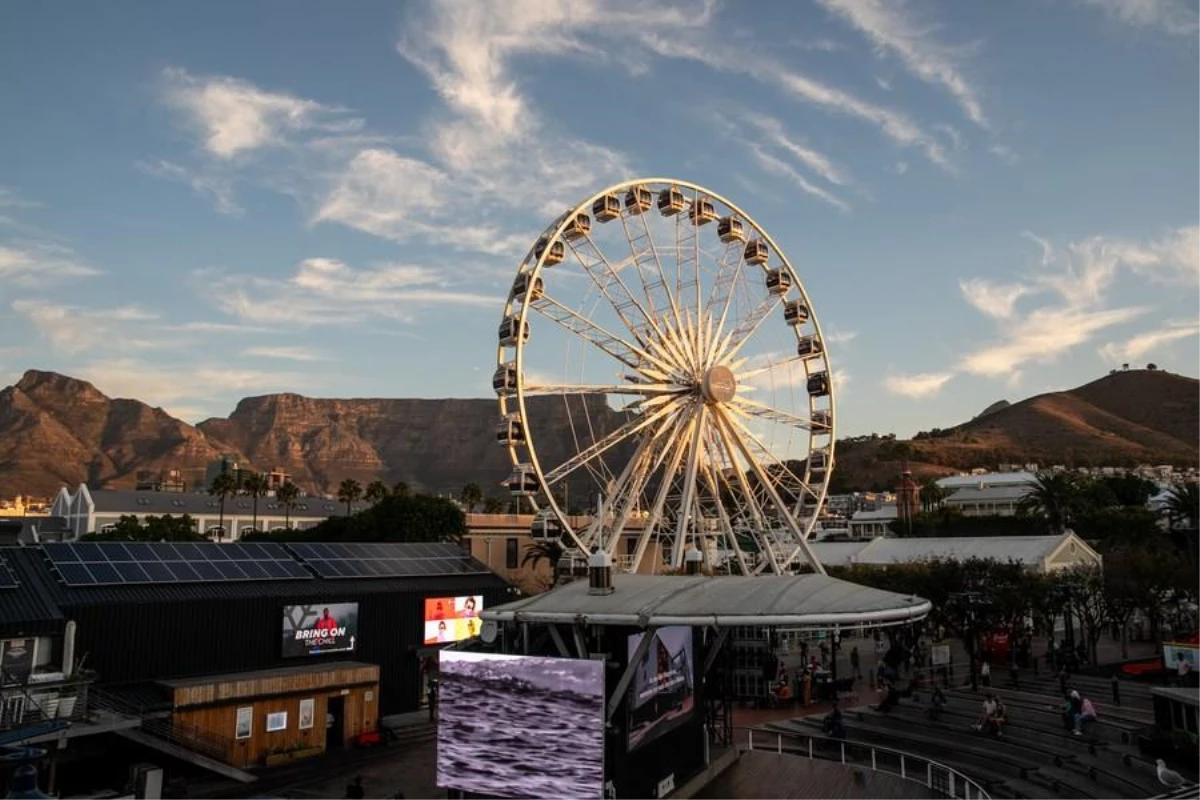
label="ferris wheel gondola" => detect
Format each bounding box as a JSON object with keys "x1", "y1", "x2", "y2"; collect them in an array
[{"x1": 493, "y1": 179, "x2": 837, "y2": 576}]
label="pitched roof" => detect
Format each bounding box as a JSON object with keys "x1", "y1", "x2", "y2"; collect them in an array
[
  {"x1": 944, "y1": 485, "x2": 1033, "y2": 503},
  {"x1": 481, "y1": 573, "x2": 931, "y2": 628},
  {"x1": 935, "y1": 472, "x2": 1037, "y2": 490},
  {"x1": 0, "y1": 548, "x2": 66, "y2": 635},
  {"x1": 851, "y1": 504, "x2": 898, "y2": 522}
]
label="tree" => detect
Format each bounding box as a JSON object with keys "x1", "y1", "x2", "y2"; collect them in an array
[
  {"x1": 276, "y1": 481, "x2": 300, "y2": 530},
  {"x1": 337, "y1": 479, "x2": 363, "y2": 517},
  {"x1": 392, "y1": 481, "x2": 410, "y2": 498},
  {"x1": 364, "y1": 480, "x2": 390, "y2": 503},
  {"x1": 481, "y1": 496, "x2": 507, "y2": 514},
  {"x1": 919, "y1": 479, "x2": 948, "y2": 513},
  {"x1": 84, "y1": 514, "x2": 203, "y2": 542},
  {"x1": 521, "y1": 539, "x2": 565, "y2": 572},
  {"x1": 208, "y1": 471, "x2": 237, "y2": 542},
  {"x1": 242, "y1": 473, "x2": 269, "y2": 535},
  {"x1": 247, "y1": 492, "x2": 467, "y2": 545},
  {"x1": 1164, "y1": 482, "x2": 1199, "y2": 529},
  {"x1": 1018, "y1": 471, "x2": 1081, "y2": 533},
  {"x1": 1061, "y1": 565, "x2": 1108, "y2": 665},
  {"x1": 460, "y1": 482, "x2": 483, "y2": 513}
]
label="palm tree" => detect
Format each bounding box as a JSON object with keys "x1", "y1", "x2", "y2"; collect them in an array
[
  {"x1": 1164, "y1": 482, "x2": 1200, "y2": 529},
  {"x1": 243, "y1": 473, "x2": 269, "y2": 534},
  {"x1": 1017, "y1": 471, "x2": 1081, "y2": 533},
  {"x1": 919, "y1": 478, "x2": 947, "y2": 512},
  {"x1": 522, "y1": 540, "x2": 565, "y2": 572},
  {"x1": 392, "y1": 481, "x2": 410, "y2": 498},
  {"x1": 207, "y1": 471, "x2": 237, "y2": 541},
  {"x1": 337, "y1": 478, "x2": 363, "y2": 517},
  {"x1": 460, "y1": 482, "x2": 483, "y2": 513},
  {"x1": 364, "y1": 480, "x2": 390, "y2": 503},
  {"x1": 276, "y1": 481, "x2": 300, "y2": 530}
]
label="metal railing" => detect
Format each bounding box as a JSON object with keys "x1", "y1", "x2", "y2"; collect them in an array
[
  {"x1": 0, "y1": 676, "x2": 92, "y2": 729},
  {"x1": 742, "y1": 726, "x2": 991, "y2": 800},
  {"x1": 141, "y1": 716, "x2": 241, "y2": 766}
]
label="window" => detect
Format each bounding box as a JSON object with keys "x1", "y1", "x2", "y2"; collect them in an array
[{"x1": 506, "y1": 538, "x2": 519, "y2": 569}]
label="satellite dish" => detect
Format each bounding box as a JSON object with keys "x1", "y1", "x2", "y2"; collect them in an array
[{"x1": 480, "y1": 620, "x2": 499, "y2": 644}]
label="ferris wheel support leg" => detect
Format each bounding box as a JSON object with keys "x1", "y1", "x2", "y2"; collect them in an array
[
  {"x1": 628, "y1": 414, "x2": 692, "y2": 575},
  {"x1": 713, "y1": 407, "x2": 827, "y2": 576},
  {"x1": 671, "y1": 402, "x2": 707, "y2": 569},
  {"x1": 709, "y1": 421, "x2": 780, "y2": 574}
]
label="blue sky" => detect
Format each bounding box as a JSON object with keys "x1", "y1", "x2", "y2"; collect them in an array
[{"x1": 1, "y1": 0, "x2": 1196, "y2": 437}]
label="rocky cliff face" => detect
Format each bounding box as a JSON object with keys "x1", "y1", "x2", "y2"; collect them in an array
[{"x1": 0, "y1": 371, "x2": 631, "y2": 498}]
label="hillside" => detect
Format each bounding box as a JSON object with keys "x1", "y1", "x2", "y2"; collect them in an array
[{"x1": 0, "y1": 368, "x2": 1195, "y2": 497}]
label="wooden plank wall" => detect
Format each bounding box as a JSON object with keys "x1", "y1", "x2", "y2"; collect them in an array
[
  {"x1": 171, "y1": 664, "x2": 380, "y2": 708},
  {"x1": 173, "y1": 677, "x2": 380, "y2": 768}
]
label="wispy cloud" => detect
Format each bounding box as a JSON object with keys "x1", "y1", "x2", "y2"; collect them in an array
[
  {"x1": 161, "y1": 67, "x2": 362, "y2": 159},
  {"x1": 11, "y1": 299, "x2": 161, "y2": 354},
  {"x1": 0, "y1": 242, "x2": 101, "y2": 287},
  {"x1": 1079, "y1": 0, "x2": 1199, "y2": 36},
  {"x1": 824, "y1": 330, "x2": 859, "y2": 345},
  {"x1": 204, "y1": 257, "x2": 498, "y2": 327},
  {"x1": 0, "y1": 186, "x2": 41, "y2": 210},
  {"x1": 241, "y1": 345, "x2": 330, "y2": 362},
  {"x1": 137, "y1": 160, "x2": 242, "y2": 215},
  {"x1": 748, "y1": 116, "x2": 851, "y2": 186},
  {"x1": 958, "y1": 278, "x2": 1032, "y2": 320},
  {"x1": 818, "y1": 0, "x2": 988, "y2": 128},
  {"x1": 883, "y1": 371, "x2": 954, "y2": 398},
  {"x1": 747, "y1": 145, "x2": 852, "y2": 213},
  {"x1": 1099, "y1": 320, "x2": 1200, "y2": 363},
  {"x1": 989, "y1": 144, "x2": 1019, "y2": 164}
]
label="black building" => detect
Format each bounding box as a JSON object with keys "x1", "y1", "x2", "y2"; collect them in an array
[{"x1": 0, "y1": 541, "x2": 511, "y2": 716}]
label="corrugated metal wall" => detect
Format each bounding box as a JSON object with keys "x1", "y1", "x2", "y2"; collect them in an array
[{"x1": 65, "y1": 583, "x2": 510, "y2": 715}]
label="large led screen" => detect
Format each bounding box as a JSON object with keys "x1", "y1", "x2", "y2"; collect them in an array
[
  {"x1": 627, "y1": 626, "x2": 695, "y2": 750},
  {"x1": 437, "y1": 651, "x2": 604, "y2": 799},
  {"x1": 281, "y1": 603, "x2": 358, "y2": 658},
  {"x1": 423, "y1": 595, "x2": 483, "y2": 645}
]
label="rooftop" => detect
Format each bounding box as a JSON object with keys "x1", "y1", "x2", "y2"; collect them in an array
[
  {"x1": 935, "y1": 472, "x2": 1037, "y2": 490},
  {"x1": 79, "y1": 488, "x2": 373, "y2": 518},
  {"x1": 943, "y1": 484, "x2": 1034, "y2": 503},
  {"x1": 807, "y1": 533, "x2": 1096, "y2": 570},
  {"x1": 481, "y1": 573, "x2": 931, "y2": 628}
]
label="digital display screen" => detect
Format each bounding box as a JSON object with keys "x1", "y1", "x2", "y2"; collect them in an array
[
  {"x1": 424, "y1": 595, "x2": 483, "y2": 645},
  {"x1": 438, "y1": 651, "x2": 604, "y2": 798},
  {"x1": 281, "y1": 603, "x2": 358, "y2": 658},
  {"x1": 627, "y1": 626, "x2": 695, "y2": 750}
]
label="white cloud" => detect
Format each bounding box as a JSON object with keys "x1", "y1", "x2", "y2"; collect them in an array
[
  {"x1": 0, "y1": 186, "x2": 41, "y2": 209},
  {"x1": 818, "y1": 0, "x2": 988, "y2": 128},
  {"x1": 989, "y1": 144, "x2": 1019, "y2": 164},
  {"x1": 748, "y1": 116, "x2": 850, "y2": 186},
  {"x1": 137, "y1": 160, "x2": 242, "y2": 215},
  {"x1": 1098, "y1": 320, "x2": 1200, "y2": 363},
  {"x1": 77, "y1": 358, "x2": 309, "y2": 422},
  {"x1": 0, "y1": 243, "x2": 101, "y2": 287},
  {"x1": 824, "y1": 330, "x2": 859, "y2": 344},
  {"x1": 639, "y1": 33, "x2": 953, "y2": 170},
  {"x1": 958, "y1": 278, "x2": 1032, "y2": 320},
  {"x1": 11, "y1": 300, "x2": 161, "y2": 354},
  {"x1": 162, "y1": 67, "x2": 361, "y2": 159},
  {"x1": 241, "y1": 345, "x2": 330, "y2": 362},
  {"x1": 747, "y1": 145, "x2": 852, "y2": 213},
  {"x1": 890, "y1": 161, "x2": 909, "y2": 175},
  {"x1": 1080, "y1": 0, "x2": 1199, "y2": 36},
  {"x1": 205, "y1": 257, "x2": 499, "y2": 327},
  {"x1": 883, "y1": 371, "x2": 954, "y2": 398}
]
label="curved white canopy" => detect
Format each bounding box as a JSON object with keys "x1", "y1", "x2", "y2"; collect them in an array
[{"x1": 481, "y1": 574, "x2": 931, "y2": 629}]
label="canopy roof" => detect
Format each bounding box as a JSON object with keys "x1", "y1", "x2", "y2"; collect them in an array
[{"x1": 481, "y1": 573, "x2": 931, "y2": 628}]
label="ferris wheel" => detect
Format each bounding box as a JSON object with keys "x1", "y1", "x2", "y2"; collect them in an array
[{"x1": 492, "y1": 178, "x2": 836, "y2": 576}]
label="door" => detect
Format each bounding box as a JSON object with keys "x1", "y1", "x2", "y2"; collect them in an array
[{"x1": 326, "y1": 696, "x2": 345, "y2": 750}]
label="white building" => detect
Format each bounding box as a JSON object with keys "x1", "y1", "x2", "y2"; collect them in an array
[
  {"x1": 848, "y1": 504, "x2": 898, "y2": 539},
  {"x1": 935, "y1": 471, "x2": 1038, "y2": 491},
  {"x1": 810, "y1": 532, "x2": 1102, "y2": 574},
  {"x1": 942, "y1": 484, "x2": 1033, "y2": 517},
  {"x1": 49, "y1": 484, "x2": 371, "y2": 540}
]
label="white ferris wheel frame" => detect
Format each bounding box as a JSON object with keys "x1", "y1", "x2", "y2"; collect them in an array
[{"x1": 494, "y1": 177, "x2": 837, "y2": 576}]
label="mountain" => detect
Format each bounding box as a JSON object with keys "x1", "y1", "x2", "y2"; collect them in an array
[
  {"x1": 0, "y1": 368, "x2": 1196, "y2": 498},
  {"x1": 975, "y1": 400, "x2": 1011, "y2": 419},
  {"x1": 831, "y1": 370, "x2": 1199, "y2": 491},
  {"x1": 0, "y1": 370, "x2": 631, "y2": 498}
]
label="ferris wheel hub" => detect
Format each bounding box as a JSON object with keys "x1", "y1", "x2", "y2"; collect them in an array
[{"x1": 701, "y1": 365, "x2": 737, "y2": 404}]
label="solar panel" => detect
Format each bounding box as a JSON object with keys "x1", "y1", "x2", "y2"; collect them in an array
[
  {"x1": 0, "y1": 554, "x2": 19, "y2": 589},
  {"x1": 43, "y1": 542, "x2": 315, "y2": 587},
  {"x1": 285, "y1": 542, "x2": 486, "y2": 579}
]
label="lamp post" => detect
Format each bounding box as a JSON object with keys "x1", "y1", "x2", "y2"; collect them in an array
[{"x1": 830, "y1": 626, "x2": 841, "y2": 703}]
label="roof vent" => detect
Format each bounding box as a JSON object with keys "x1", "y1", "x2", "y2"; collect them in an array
[
  {"x1": 587, "y1": 548, "x2": 614, "y2": 596},
  {"x1": 685, "y1": 548, "x2": 704, "y2": 575}
]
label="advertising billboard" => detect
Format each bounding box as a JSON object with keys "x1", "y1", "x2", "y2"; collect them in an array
[
  {"x1": 627, "y1": 626, "x2": 695, "y2": 750},
  {"x1": 423, "y1": 595, "x2": 483, "y2": 645},
  {"x1": 281, "y1": 603, "x2": 358, "y2": 658},
  {"x1": 437, "y1": 651, "x2": 604, "y2": 799}
]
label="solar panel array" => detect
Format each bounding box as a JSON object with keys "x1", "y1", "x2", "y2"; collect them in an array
[
  {"x1": 43, "y1": 542, "x2": 313, "y2": 587},
  {"x1": 0, "y1": 555, "x2": 18, "y2": 589},
  {"x1": 285, "y1": 542, "x2": 486, "y2": 579}
]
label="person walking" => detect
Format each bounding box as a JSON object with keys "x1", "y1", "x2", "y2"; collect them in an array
[
  {"x1": 1058, "y1": 664, "x2": 1069, "y2": 696},
  {"x1": 850, "y1": 645, "x2": 861, "y2": 681},
  {"x1": 1111, "y1": 672, "x2": 1122, "y2": 706},
  {"x1": 1009, "y1": 661, "x2": 1020, "y2": 690},
  {"x1": 981, "y1": 660, "x2": 991, "y2": 688}
]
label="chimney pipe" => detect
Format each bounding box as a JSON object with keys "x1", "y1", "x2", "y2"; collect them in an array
[
  {"x1": 588, "y1": 548, "x2": 614, "y2": 595},
  {"x1": 685, "y1": 548, "x2": 703, "y2": 575},
  {"x1": 63, "y1": 620, "x2": 76, "y2": 678}
]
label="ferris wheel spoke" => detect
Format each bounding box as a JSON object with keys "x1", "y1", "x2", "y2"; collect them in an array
[
  {"x1": 528, "y1": 295, "x2": 675, "y2": 376},
  {"x1": 703, "y1": 239, "x2": 747, "y2": 364},
  {"x1": 618, "y1": 207, "x2": 686, "y2": 344},
  {"x1": 715, "y1": 294, "x2": 784, "y2": 365},
  {"x1": 523, "y1": 382, "x2": 690, "y2": 397},
  {"x1": 669, "y1": 403, "x2": 708, "y2": 568},
  {"x1": 737, "y1": 355, "x2": 805, "y2": 383},
  {"x1": 697, "y1": 440, "x2": 751, "y2": 576},
  {"x1": 620, "y1": 408, "x2": 693, "y2": 566},
  {"x1": 542, "y1": 399, "x2": 683, "y2": 486},
  {"x1": 581, "y1": 411, "x2": 670, "y2": 552},
  {"x1": 708, "y1": 416, "x2": 784, "y2": 575},
  {"x1": 565, "y1": 236, "x2": 665, "y2": 347},
  {"x1": 728, "y1": 397, "x2": 813, "y2": 431},
  {"x1": 722, "y1": 409, "x2": 821, "y2": 502},
  {"x1": 714, "y1": 407, "x2": 825, "y2": 575}
]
